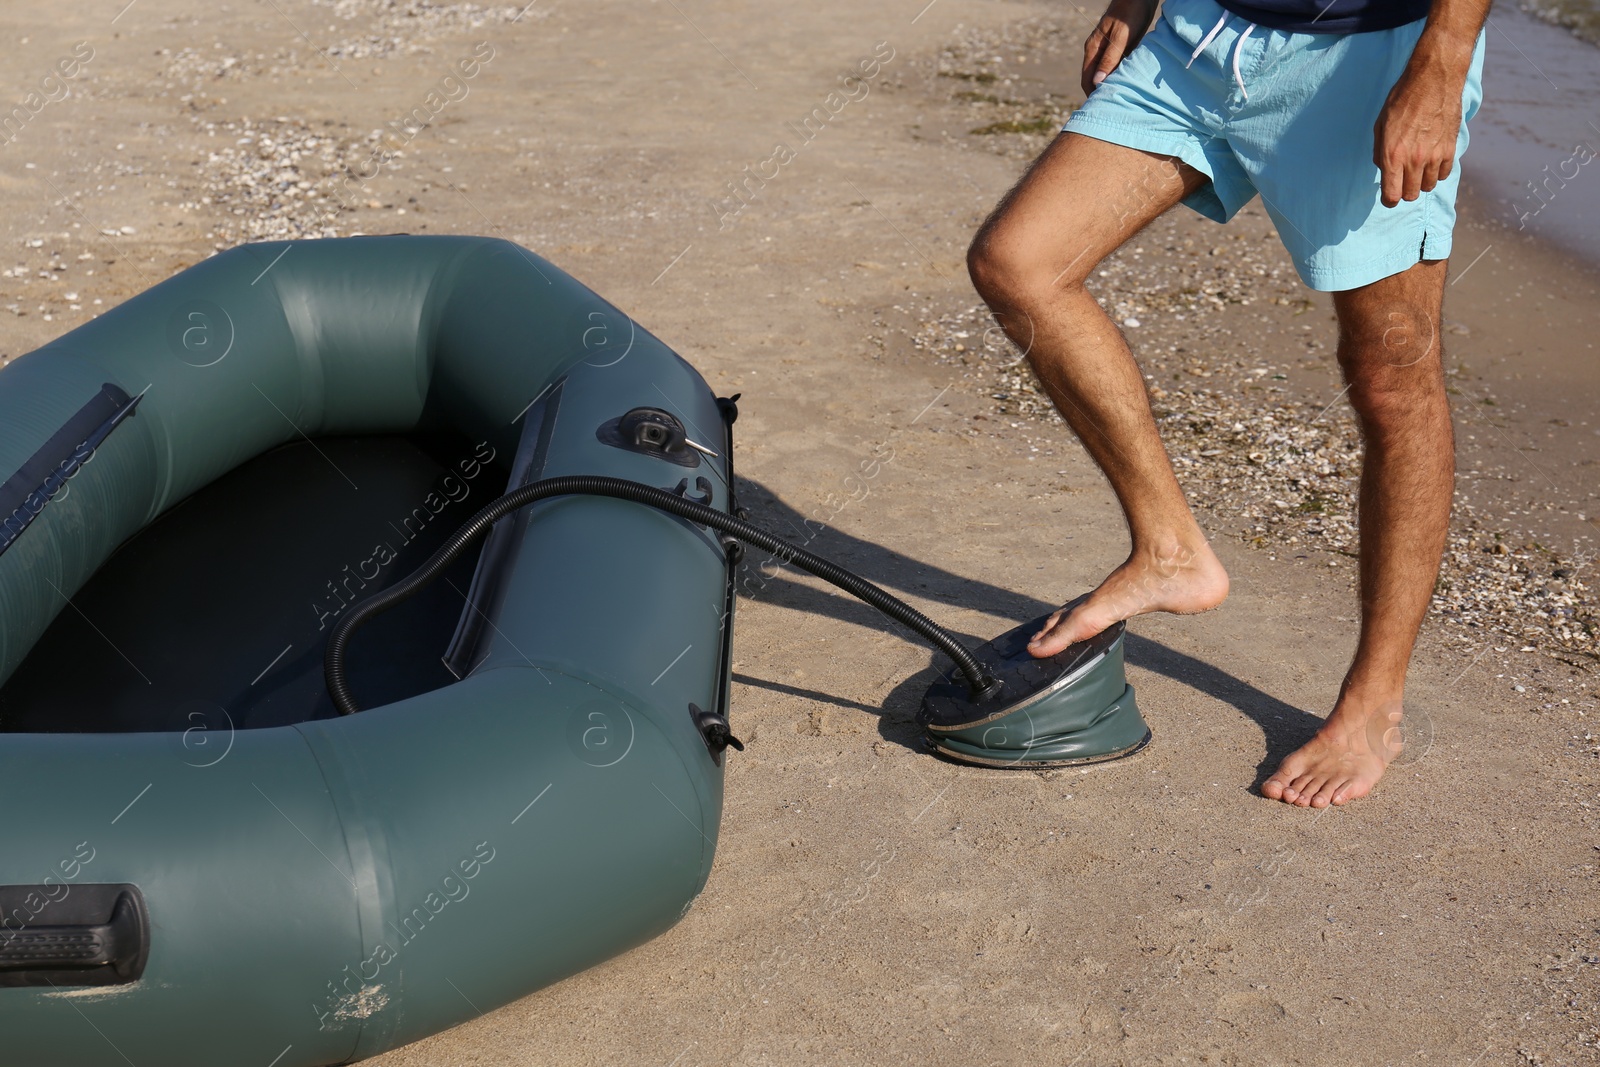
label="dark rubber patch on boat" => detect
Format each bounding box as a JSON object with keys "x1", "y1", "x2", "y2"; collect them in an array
[
  {"x1": 442, "y1": 377, "x2": 565, "y2": 678},
  {"x1": 0, "y1": 383, "x2": 140, "y2": 560}
]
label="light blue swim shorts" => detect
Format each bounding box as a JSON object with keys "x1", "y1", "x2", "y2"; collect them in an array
[{"x1": 1064, "y1": 0, "x2": 1486, "y2": 291}]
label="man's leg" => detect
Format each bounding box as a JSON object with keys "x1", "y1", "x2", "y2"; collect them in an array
[
  {"x1": 968, "y1": 132, "x2": 1230, "y2": 656},
  {"x1": 1263, "y1": 259, "x2": 1453, "y2": 807}
]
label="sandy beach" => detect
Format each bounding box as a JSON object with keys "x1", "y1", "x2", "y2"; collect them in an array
[{"x1": 0, "y1": 0, "x2": 1596, "y2": 1064}]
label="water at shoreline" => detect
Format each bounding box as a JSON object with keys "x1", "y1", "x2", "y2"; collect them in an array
[
  {"x1": 1467, "y1": 1, "x2": 1600, "y2": 266},
  {"x1": 1519, "y1": 0, "x2": 1600, "y2": 45}
]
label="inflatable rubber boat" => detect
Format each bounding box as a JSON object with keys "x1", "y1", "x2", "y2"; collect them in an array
[{"x1": 0, "y1": 236, "x2": 742, "y2": 1065}]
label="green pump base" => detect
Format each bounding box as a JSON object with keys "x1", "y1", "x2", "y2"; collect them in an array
[{"x1": 918, "y1": 612, "x2": 1152, "y2": 768}]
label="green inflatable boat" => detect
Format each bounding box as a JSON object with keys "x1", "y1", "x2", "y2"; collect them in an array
[{"x1": 0, "y1": 236, "x2": 741, "y2": 1065}]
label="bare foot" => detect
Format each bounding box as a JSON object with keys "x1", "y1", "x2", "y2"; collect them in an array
[
  {"x1": 1028, "y1": 537, "x2": 1229, "y2": 657},
  {"x1": 1262, "y1": 696, "x2": 1405, "y2": 807}
]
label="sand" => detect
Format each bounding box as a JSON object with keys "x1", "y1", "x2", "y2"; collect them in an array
[{"x1": 0, "y1": 0, "x2": 1595, "y2": 1064}]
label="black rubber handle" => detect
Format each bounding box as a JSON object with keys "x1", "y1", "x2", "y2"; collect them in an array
[{"x1": 0, "y1": 888, "x2": 148, "y2": 985}]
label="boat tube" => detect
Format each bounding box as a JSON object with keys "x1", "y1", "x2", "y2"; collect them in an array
[{"x1": 0, "y1": 235, "x2": 744, "y2": 1065}]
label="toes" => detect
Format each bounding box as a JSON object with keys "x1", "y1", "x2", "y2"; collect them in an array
[
  {"x1": 1028, "y1": 607, "x2": 1101, "y2": 656},
  {"x1": 1331, "y1": 777, "x2": 1373, "y2": 806},
  {"x1": 1265, "y1": 751, "x2": 1313, "y2": 801},
  {"x1": 1266, "y1": 770, "x2": 1307, "y2": 803},
  {"x1": 1028, "y1": 615, "x2": 1062, "y2": 648},
  {"x1": 1289, "y1": 772, "x2": 1319, "y2": 795},
  {"x1": 1027, "y1": 624, "x2": 1070, "y2": 657},
  {"x1": 1263, "y1": 772, "x2": 1303, "y2": 802},
  {"x1": 1290, "y1": 775, "x2": 1324, "y2": 807},
  {"x1": 1309, "y1": 778, "x2": 1343, "y2": 807}
]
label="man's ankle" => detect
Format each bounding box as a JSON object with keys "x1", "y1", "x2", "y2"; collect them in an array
[
  {"x1": 1334, "y1": 677, "x2": 1406, "y2": 717},
  {"x1": 1129, "y1": 525, "x2": 1210, "y2": 562}
]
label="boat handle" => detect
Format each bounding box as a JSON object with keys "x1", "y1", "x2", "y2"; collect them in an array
[{"x1": 0, "y1": 887, "x2": 149, "y2": 985}]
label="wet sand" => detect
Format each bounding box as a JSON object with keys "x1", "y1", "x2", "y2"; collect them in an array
[
  {"x1": 1471, "y1": 1, "x2": 1600, "y2": 265},
  {"x1": 0, "y1": 1, "x2": 1595, "y2": 1064}
]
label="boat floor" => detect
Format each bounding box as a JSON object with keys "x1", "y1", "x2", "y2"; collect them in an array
[{"x1": 0, "y1": 433, "x2": 496, "y2": 733}]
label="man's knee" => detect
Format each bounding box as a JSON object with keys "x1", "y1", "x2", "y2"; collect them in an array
[
  {"x1": 966, "y1": 220, "x2": 1023, "y2": 306},
  {"x1": 1333, "y1": 261, "x2": 1448, "y2": 389},
  {"x1": 967, "y1": 218, "x2": 1089, "y2": 311},
  {"x1": 1341, "y1": 354, "x2": 1447, "y2": 434},
  {"x1": 1348, "y1": 376, "x2": 1443, "y2": 435},
  {"x1": 1335, "y1": 289, "x2": 1449, "y2": 426}
]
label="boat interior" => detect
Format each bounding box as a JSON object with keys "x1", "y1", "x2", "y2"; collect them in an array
[{"x1": 0, "y1": 431, "x2": 497, "y2": 733}]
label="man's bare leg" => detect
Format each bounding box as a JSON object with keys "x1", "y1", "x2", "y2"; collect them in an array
[
  {"x1": 967, "y1": 132, "x2": 1230, "y2": 656},
  {"x1": 1263, "y1": 259, "x2": 1453, "y2": 807}
]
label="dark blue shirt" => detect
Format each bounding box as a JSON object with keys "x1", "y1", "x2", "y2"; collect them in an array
[{"x1": 1214, "y1": 0, "x2": 1432, "y2": 32}]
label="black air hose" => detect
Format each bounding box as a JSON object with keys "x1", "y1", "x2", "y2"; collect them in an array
[{"x1": 324, "y1": 475, "x2": 997, "y2": 714}]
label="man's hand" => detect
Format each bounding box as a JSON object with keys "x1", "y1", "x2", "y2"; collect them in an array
[
  {"x1": 1081, "y1": 0, "x2": 1159, "y2": 97},
  {"x1": 1372, "y1": 0, "x2": 1488, "y2": 208},
  {"x1": 1372, "y1": 52, "x2": 1467, "y2": 207}
]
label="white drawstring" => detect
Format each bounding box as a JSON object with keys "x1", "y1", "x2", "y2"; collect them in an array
[
  {"x1": 1185, "y1": 9, "x2": 1257, "y2": 101},
  {"x1": 1186, "y1": 12, "x2": 1229, "y2": 68},
  {"x1": 1231, "y1": 23, "x2": 1255, "y2": 100}
]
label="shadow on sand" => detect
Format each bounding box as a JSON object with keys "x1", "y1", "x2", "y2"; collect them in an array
[{"x1": 728, "y1": 478, "x2": 1324, "y2": 789}]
